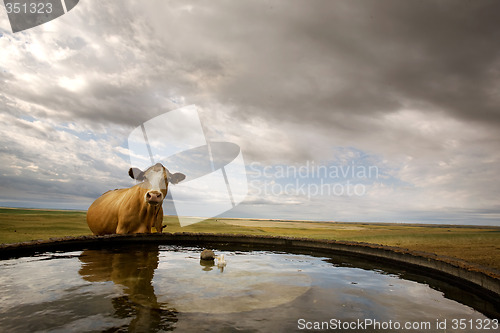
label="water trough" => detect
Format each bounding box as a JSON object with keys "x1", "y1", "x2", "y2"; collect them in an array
[{"x1": 0, "y1": 233, "x2": 499, "y2": 331}]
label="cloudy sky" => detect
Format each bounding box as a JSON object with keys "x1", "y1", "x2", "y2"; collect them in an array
[{"x1": 1, "y1": 0, "x2": 499, "y2": 225}]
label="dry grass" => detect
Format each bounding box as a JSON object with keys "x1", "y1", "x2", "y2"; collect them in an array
[{"x1": 165, "y1": 217, "x2": 500, "y2": 270}]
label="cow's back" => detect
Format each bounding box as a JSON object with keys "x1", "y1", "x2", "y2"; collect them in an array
[{"x1": 87, "y1": 189, "x2": 129, "y2": 235}]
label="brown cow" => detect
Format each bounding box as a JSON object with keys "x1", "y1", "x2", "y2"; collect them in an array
[{"x1": 87, "y1": 163, "x2": 185, "y2": 235}]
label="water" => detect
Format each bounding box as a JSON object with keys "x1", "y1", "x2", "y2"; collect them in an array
[{"x1": 0, "y1": 244, "x2": 497, "y2": 332}]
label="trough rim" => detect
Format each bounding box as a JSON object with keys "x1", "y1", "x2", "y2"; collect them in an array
[{"x1": 0, "y1": 232, "x2": 499, "y2": 300}]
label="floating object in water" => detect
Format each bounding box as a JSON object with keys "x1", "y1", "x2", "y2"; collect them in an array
[
  {"x1": 217, "y1": 254, "x2": 227, "y2": 268},
  {"x1": 200, "y1": 249, "x2": 215, "y2": 261}
]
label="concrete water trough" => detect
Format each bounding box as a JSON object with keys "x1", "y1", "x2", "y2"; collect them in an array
[{"x1": 1, "y1": 233, "x2": 499, "y2": 331}]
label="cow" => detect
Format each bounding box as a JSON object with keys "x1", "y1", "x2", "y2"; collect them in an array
[{"x1": 87, "y1": 163, "x2": 185, "y2": 235}]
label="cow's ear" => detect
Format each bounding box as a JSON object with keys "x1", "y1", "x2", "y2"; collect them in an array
[
  {"x1": 168, "y1": 172, "x2": 186, "y2": 185},
  {"x1": 129, "y1": 167, "x2": 145, "y2": 181}
]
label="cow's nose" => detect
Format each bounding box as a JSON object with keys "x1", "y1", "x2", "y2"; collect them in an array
[{"x1": 146, "y1": 191, "x2": 163, "y2": 203}]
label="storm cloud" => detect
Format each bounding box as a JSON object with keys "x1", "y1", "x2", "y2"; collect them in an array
[{"x1": 0, "y1": 0, "x2": 499, "y2": 224}]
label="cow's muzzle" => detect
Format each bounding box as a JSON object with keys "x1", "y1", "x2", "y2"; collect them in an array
[{"x1": 145, "y1": 191, "x2": 163, "y2": 205}]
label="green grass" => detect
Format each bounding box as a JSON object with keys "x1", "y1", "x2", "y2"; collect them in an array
[
  {"x1": 0, "y1": 208, "x2": 89, "y2": 244},
  {"x1": 1, "y1": 208, "x2": 499, "y2": 270}
]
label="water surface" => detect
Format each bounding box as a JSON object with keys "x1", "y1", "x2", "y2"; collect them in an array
[{"x1": 0, "y1": 244, "x2": 496, "y2": 332}]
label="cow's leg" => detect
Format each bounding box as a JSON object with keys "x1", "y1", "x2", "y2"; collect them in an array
[
  {"x1": 116, "y1": 224, "x2": 129, "y2": 234},
  {"x1": 134, "y1": 225, "x2": 150, "y2": 234},
  {"x1": 153, "y1": 219, "x2": 163, "y2": 233},
  {"x1": 118, "y1": 225, "x2": 149, "y2": 234},
  {"x1": 116, "y1": 218, "x2": 134, "y2": 234}
]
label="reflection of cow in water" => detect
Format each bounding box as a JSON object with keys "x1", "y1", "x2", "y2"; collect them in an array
[{"x1": 79, "y1": 244, "x2": 177, "y2": 331}]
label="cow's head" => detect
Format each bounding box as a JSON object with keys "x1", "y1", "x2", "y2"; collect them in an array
[{"x1": 128, "y1": 163, "x2": 185, "y2": 205}]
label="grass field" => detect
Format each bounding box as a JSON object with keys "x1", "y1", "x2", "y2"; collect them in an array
[
  {"x1": 1, "y1": 207, "x2": 499, "y2": 271},
  {"x1": 0, "y1": 208, "x2": 90, "y2": 244}
]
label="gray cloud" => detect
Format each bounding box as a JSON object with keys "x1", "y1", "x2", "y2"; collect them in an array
[
  {"x1": 213, "y1": 0, "x2": 500, "y2": 127},
  {"x1": 0, "y1": 0, "x2": 499, "y2": 223}
]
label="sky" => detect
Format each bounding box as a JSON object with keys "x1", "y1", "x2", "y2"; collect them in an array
[{"x1": 0, "y1": 0, "x2": 499, "y2": 225}]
